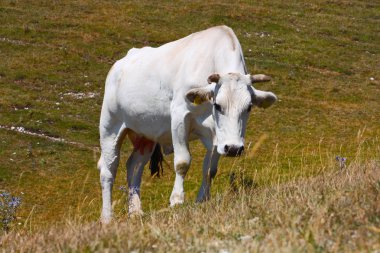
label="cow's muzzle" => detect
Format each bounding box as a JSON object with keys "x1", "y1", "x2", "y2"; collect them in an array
[{"x1": 224, "y1": 145, "x2": 244, "y2": 157}]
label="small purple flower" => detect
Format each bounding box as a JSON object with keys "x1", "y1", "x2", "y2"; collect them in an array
[
  {"x1": 335, "y1": 156, "x2": 347, "y2": 169},
  {"x1": 119, "y1": 186, "x2": 128, "y2": 193},
  {"x1": 8, "y1": 197, "x2": 21, "y2": 208},
  {"x1": 1, "y1": 191, "x2": 22, "y2": 232},
  {"x1": 0, "y1": 192, "x2": 10, "y2": 198}
]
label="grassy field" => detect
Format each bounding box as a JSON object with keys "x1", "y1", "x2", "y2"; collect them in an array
[{"x1": 0, "y1": 0, "x2": 379, "y2": 251}]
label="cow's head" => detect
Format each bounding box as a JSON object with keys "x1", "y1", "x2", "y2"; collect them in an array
[{"x1": 186, "y1": 73, "x2": 276, "y2": 156}]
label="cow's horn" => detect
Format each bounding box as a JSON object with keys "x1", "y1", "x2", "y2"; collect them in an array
[
  {"x1": 207, "y1": 74, "x2": 220, "y2": 84},
  {"x1": 250, "y1": 74, "x2": 271, "y2": 83}
]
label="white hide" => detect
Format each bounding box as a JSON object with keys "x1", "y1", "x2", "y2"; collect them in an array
[{"x1": 98, "y1": 26, "x2": 277, "y2": 222}]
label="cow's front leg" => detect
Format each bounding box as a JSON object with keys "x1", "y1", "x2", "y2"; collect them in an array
[
  {"x1": 196, "y1": 145, "x2": 220, "y2": 202},
  {"x1": 170, "y1": 109, "x2": 191, "y2": 207}
]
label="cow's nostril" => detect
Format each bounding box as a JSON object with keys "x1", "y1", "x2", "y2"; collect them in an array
[
  {"x1": 224, "y1": 145, "x2": 230, "y2": 153},
  {"x1": 237, "y1": 146, "x2": 244, "y2": 156}
]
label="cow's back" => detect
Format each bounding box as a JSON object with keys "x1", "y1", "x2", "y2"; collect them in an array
[{"x1": 111, "y1": 26, "x2": 245, "y2": 91}]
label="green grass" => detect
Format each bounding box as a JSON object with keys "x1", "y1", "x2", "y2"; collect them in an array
[{"x1": 0, "y1": 0, "x2": 379, "y2": 250}]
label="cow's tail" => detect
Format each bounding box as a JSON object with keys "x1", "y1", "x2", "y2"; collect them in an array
[{"x1": 149, "y1": 143, "x2": 164, "y2": 178}]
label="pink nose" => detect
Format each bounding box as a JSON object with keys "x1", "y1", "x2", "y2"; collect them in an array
[{"x1": 224, "y1": 145, "x2": 244, "y2": 157}]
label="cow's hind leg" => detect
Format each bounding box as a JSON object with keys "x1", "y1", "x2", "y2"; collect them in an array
[
  {"x1": 98, "y1": 120, "x2": 127, "y2": 224},
  {"x1": 126, "y1": 131, "x2": 155, "y2": 216}
]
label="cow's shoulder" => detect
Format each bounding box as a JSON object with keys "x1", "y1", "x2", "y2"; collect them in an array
[
  {"x1": 189, "y1": 25, "x2": 236, "y2": 38},
  {"x1": 205, "y1": 25, "x2": 235, "y2": 36},
  {"x1": 192, "y1": 25, "x2": 238, "y2": 49}
]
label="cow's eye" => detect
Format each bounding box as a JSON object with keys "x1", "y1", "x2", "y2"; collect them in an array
[
  {"x1": 247, "y1": 104, "x2": 252, "y2": 113},
  {"x1": 214, "y1": 103, "x2": 222, "y2": 112}
]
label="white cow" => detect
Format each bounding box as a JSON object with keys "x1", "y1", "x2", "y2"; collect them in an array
[{"x1": 98, "y1": 26, "x2": 277, "y2": 223}]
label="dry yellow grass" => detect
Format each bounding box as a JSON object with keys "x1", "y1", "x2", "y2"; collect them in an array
[{"x1": 1, "y1": 159, "x2": 379, "y2": 252}]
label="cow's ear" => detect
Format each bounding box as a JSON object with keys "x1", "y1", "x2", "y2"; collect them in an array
[
  {"x1": 253, "y1": 89, "x2": 277, "y2": 108},
  {"x1": 186, "y1": 85, "x2": 215, "y2": 105},
  {"x1": 250, "y1": 74, "x2": 271, "y2": 83}
]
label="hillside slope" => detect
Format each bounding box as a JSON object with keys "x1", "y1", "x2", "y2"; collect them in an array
[{"x1": 2, "y1": 161, "x2": 379, "y2": 252}]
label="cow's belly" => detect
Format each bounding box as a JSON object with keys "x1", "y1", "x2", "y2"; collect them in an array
[
  {"x1": 117, "y1": 83, "x2": 173, "y2": 145},
  {"x1": 124, "y1": 112, "x2": 172, "y2": 144}
]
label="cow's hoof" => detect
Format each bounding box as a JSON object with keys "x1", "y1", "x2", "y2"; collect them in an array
[
  {"x1": 129, "y1": 209, "x2": 144, "y2": 218},
  {"x1": 128, "y1": 193, "x2": 143, "y2": 217},
  {"x1": 195, "y1": 196, "x2": 209, "y2": 203},
  {"x1": 196, "y1": 188, "x2": 210, "y2": 203},
  {"x1": 170, "y1": 192, "x2": 184, "y2": 207},
  {"x1": 100, "y1": 215, "x2": 113, "y2": 225}
]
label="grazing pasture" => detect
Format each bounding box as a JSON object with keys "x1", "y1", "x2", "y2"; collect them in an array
[{"x1": 0, "y1": 0, "x2": 379, "y2": 252}]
